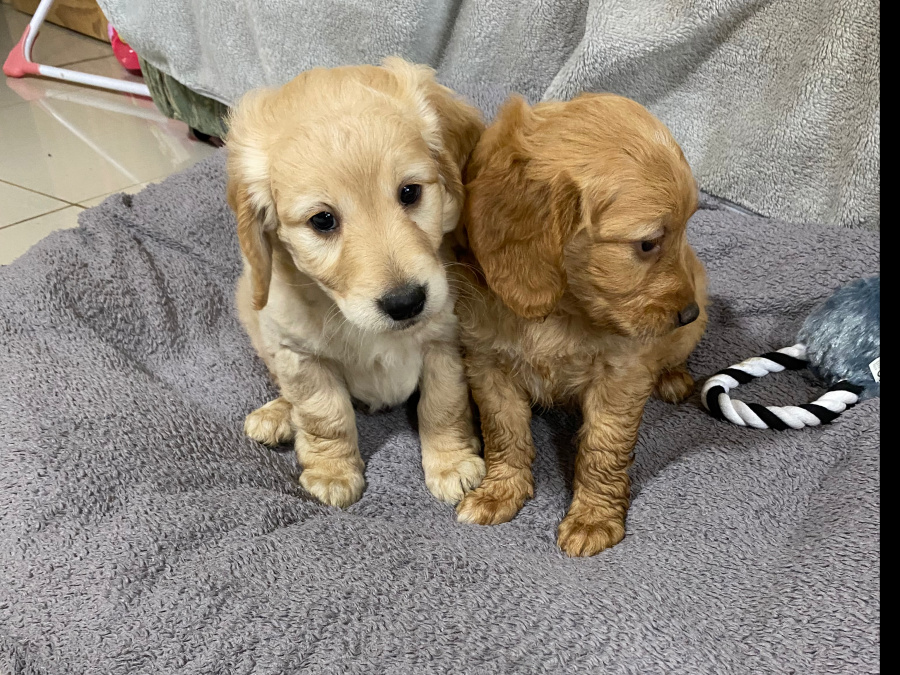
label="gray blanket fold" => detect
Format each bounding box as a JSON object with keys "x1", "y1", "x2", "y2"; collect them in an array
[
  {"x1": 98, "y1": 0, "x2": 880, "y2": 230},
  {"x1": 0, "y1": 152, "x2": 879, "y2": 674}
]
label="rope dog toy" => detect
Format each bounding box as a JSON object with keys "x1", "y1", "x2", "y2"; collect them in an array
[{"x1": 702, "y1": 277, "x2": 879, "y2": 430}]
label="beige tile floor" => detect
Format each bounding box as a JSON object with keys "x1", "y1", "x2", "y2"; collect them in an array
[{"x1": 0, "y1": 4, "x2": 218, "y2": 264}]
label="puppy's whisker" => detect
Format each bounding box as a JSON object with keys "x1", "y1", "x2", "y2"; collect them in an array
[
  {"x1": 322, "y1": 305, "x2": 339, "y2": 328},
  {"x1": 455, "y1": 289, "x2": 487, "y2": 314},
  {"x1": 322, "y1": 304, "x2": 346, "y2": 340},
  {"x1": 442, "y1": 260, "x2": 481, "y2": 274}
]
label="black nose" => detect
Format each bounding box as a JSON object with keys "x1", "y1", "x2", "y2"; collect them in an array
[
  {"x1": 378, "y1": 284, "x2": 427, "y2": 321},
  {"x1": 678, "y1": 302, "x2": 700, "y2": 326}
]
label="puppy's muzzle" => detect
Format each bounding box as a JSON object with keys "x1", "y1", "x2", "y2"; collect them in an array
[
  {"x1": 677, "y1": 302, "x2": 700, "y2": 327},
  {"x1": 378, "y1": 283, "x2": 427, "y2": 321}
]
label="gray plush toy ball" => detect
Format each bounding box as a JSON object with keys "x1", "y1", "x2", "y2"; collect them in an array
[
  {"x1": 702, "y1": 276, "x2": 880, "y2": 430},
  {"x1": 799, "y1": 276, "x2": 880, "y2": 400}
]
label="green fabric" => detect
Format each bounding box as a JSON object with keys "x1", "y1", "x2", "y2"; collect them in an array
[{"x1": 139, "y1": 57, "x2": 230, "y2": 139}]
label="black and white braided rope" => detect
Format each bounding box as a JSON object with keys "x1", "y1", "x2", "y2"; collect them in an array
[{"x1": 701, "y1": 344, "x2": 864, "y2": 430}]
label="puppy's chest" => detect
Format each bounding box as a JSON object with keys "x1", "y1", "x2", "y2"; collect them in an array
[
  {"x1": 501, "y1": 335, "x2": 600, "y2": 405},
  {"x1": 516, "y1": 356, "x2": 594, "y2": 405},
  {"x1": 337, "y1": 335, "x2": 424, "y2": 410},
  {"x1": 263, "y1": 294, "x2": 426, "y2": 410}
]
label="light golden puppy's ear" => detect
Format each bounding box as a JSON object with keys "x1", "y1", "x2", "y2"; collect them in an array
[
  {"x1": 465, "y1": 96, "x2": 582, "y2": 320},
  {"x1": 382, "y1": 57, "x2": 484, "y2": 230},
  {"x1": 227, "y1": 178, "x2": 273, "y2": 310},
  {"x1": 225, "y1": 89, "x2": 277, "y2": 310}
]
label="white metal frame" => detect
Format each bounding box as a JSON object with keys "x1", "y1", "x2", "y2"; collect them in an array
[{"x1": 3, "y1": 0, "x2": 151, "y2": 98}]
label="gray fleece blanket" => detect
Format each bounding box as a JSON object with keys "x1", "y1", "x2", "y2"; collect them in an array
[
  {"x1": 98, "y1": 0, "x2": 879, "y2": 230},
  {"x1": 0, "y1": 152, "x2": 879, "y2": 674}
]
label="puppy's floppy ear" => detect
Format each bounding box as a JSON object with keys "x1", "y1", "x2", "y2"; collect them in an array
[
  {"x1": 465, "y1": 96, "x2": 582, "y2": 320},
  {"x1": 225, "y1": 88, "x2": 278, "y2": 311},
  {"x1": 227, "y1": 178, "x2": 274, "y2": 311},
  {"x1": 382, "y1": 57, "x2": 484, "y2": 231}
]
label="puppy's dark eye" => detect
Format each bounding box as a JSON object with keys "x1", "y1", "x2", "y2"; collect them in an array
[
  {"x1": 309, "y1": 211, "x2": 338, "y2": 233},
  {"x1": 399, "y1": 184, "x2": 422, "y2": 206},
  {"x1": 636, "y1": 239, "x2": 661, "y2": 256}
]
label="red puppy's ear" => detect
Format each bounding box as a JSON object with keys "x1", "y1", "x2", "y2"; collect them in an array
[{"x1": 464, "y1": 96, "x2": 582, "y2": 319}]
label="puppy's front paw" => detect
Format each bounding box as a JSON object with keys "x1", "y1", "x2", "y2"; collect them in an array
[
  {"x1": 456, "y1": 477, "x2": 532, "y2": 525},
  {"x1": 557, "y1": 512, "x2": 625, "y2": 557},
  {"x1": 299, "y1": 462, "x2": 366, "y2": 508},
  {"x1": 245, "y1": 397, "x2": 294, "y2": 446},
  {"x1": 424, "y1": 451, "x2": 486, "y2": 504},
  {"x1": 653, "y1": 366, "x2": 695, "y2": 403}
]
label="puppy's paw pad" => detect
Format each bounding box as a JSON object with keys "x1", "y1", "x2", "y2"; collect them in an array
[
  {"x1": 299, "y1": 466, "x2": 365, "y2": 508},
  {"x1": 557, "y1": 514, "x2": 625, "y2": 557},
  {"x1": 245, "y1": 403, "x2": 294, "y2": 446},
  {"x1": 456, "y1": 480, "x2": 530, "y2": 525},
  {"x1": 425, "y1": 453, "x2": 486, "y2": 504},
  {"x1": 654, "y1": 368, "x2": 695, "y2": 403}
]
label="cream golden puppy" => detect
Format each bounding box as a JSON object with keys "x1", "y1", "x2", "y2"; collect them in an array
[
  {"x1": 453, "y1": 93, "x2": 708, "y2": 556},
  {"x1": 226, "y1": 58, "x2": 486, "y2": 508}
]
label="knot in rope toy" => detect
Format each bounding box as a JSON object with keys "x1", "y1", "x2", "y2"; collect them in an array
[{"x1": 702, "y1": 277, "x2": 879, "y2": 430}]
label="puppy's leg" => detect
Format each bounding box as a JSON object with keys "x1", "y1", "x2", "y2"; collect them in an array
[
  {"x1": 456, "y1": 361, "x2": 535, "y2": 525},
  {"x1": 653, "y1": 363, "x2": 694, "y2": 403},
  {"x1": 653, "y1": 309, "x2": 706, "y2": 403},
  {"x1": 557, "y1": 369, "x2": 653, "y2": 557},
  {"x1": 273, "y1": 349, "x2": 365, "y2": 508},
  {"x1": 418, "y1": 341, "x2": 486, "y2": 504},
  {"x1": 244, "y1": 396, "x2": 295, "y2": 445}
]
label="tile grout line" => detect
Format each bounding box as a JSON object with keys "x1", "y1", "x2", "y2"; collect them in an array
[
  {"x1": 0, "y1": 177, "x2": 83, "y2": 208},
  {"x1": 0, "y1": 204, "x2": 80, "y2": 232},
  {"x1": 77, "y1": 180, "x2": 150, "y2": 207},
  {"x1": 57, "y1": 53, "x2": 118, "y2": 69},
  {"x1": 1, "y1": 176, "x2": 159, "y2": 217}
]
